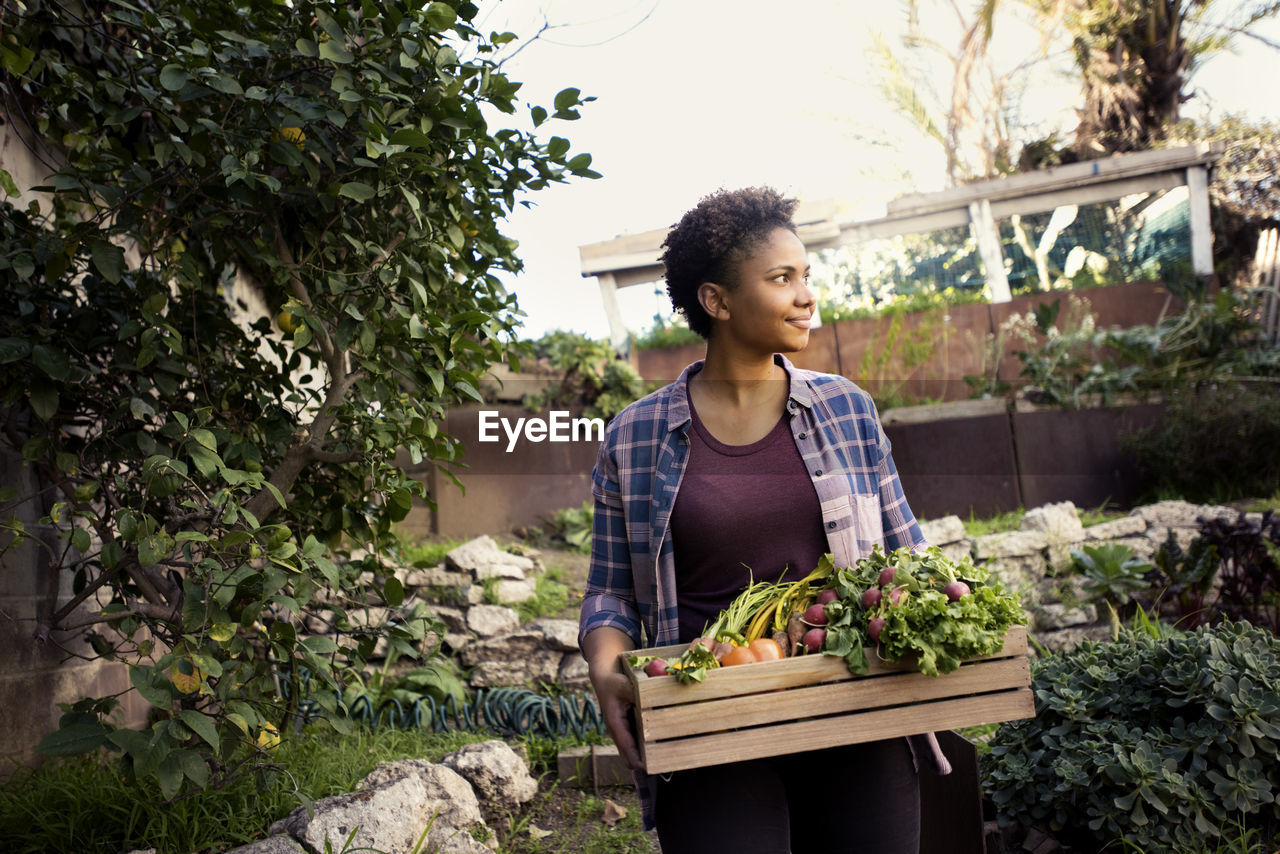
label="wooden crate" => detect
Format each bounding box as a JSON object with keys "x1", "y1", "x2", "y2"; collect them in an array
[{"x1": 621, "y1": 626, "x2": 1035, "y2": 775}]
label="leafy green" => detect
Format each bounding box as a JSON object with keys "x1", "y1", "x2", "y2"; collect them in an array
[{"x1": 828, "y1": 545, "x2": 1025, "y2": 677}]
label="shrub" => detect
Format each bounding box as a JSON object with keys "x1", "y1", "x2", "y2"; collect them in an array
[
  {"x1": 982, "y1": 621, "x2": 1280, "y2": 851},
  {"x1": 1123, "y1": 381, "x2": 1280, "y2": 504}
]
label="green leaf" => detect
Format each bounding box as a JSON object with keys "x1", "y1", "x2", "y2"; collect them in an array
[
  {"x1": 37, "y1": 721, "x2": 110, "y2": 756},
  {"x1": 301, "y1": 635, "x2": 338, "y2": 654},
  {"x1": 90, "y1": 239, "x2": 125, "y2": 284},
  {"x1": 383, "y1": 576, "x2": 404, "y2": 607},
  {"x1": 554, "y1": 87, "x2": 582, "y2": 112},
  {"x1": 32, "y1": 344, "x2": 71, "y2": 381},
  {"x1": 0, "y1": 338, "x2": 30, "y2": 364},
  {"x1": 176, "y1": 748, "x2": 210, "y2": 787},
  {"x1": 425, "y1": 2, "x2": 457, "y2": 30},
  {"x1": 455, "y1": 380, "x2": 483, "y2": 403},
  {"x1": 130, "y1": 665, "x2": 174, "y2": 708},
  {"x1": 0, "y1": 43, "x2": 35, "y2": 77},
  {"x1": 318, "y1": 40, "x2": 354, "y2": 64},
  {"x1": 159, "y1": 65, "x2": 188, "y2": 91},
  {"x1": 0, "y1": 168, "x2": 19, "y2": 197},
  {"x1": 295, "y1": 38, "x2": 319, "y2": 57},
  {"x1": 178, "y1": 709, "x2": 220, "y2": 752},
  {"x1": 155, "y1": 754, "x2": 183, "y2": 799},
  {"x1": 338, "y1": 181, "x2": 376, "y2": 201},
  {"x1": 388, "y1": 128, "x2": 432, "y2": 149},
  {"x1": 71, "y1": 527, "x2": 90, "y2": 553},
  {"x1": 206, "y1": 74, "x2": 244, "y2": 95},
  {"x1": 189, "y1": 428, "x2": 217, "y2": 451},
  {"x1": 29, "y1": 385, "x2": 58, "y2": 421}
]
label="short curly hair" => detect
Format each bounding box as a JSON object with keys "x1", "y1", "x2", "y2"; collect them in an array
[{"x1": 660, "y1": 187, "x2": 799, "y2": 338}]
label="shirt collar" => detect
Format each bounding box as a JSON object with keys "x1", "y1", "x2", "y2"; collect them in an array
[{"x1": 666, "y1": 352, "x2": 814, "y2": 433}]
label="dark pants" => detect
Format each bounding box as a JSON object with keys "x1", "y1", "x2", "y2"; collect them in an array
[{"x1": 654, "y1": 738, "x2": 920, "y2": 854}]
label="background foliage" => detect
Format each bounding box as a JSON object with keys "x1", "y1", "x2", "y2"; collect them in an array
[{"x1": 0, "y1": 0, "x2": 594, "y2": 798}]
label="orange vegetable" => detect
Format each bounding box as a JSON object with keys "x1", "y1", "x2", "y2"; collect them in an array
[
  {"x1": 748, "y1": 638, "x2": 784, "y2": 661},
  {"x1": 719, "y1": 645, "x2": 756, "y2": 666}
]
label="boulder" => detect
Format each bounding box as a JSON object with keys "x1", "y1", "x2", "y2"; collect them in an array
[
  {"x1": 1082, "y1": 516, "x2": 1147, "y2": 541},
  {"x1": 446, "y1": 536, "x2": 535, "y2": 580},
  {"x1": 466, "y1": 605, "x2": 520, "y2": 638},
  {"x1": 270, "y1": 760, "x2": 493, "y2": 854},
  {"x1": 1130, "y1": 500, "x2": 1235, "y2": 532},
  {"x1": 467, "y1": 650, "x2": 562, "y2": 688},
  {"x1": 972, "y1": 530, "x2": 1048, "y2": 560},
  {"x1": 1033, "y1": 601, "x2": 1097, "y2": 631},
  {"x1": 442, "y1": 741, "x2": 538, "y2": 814},
  {"x1": 405, "y1": 566, "x2": 470, "y2": 589},
  {"x1": 492, "y1": 578, "x2": 536, "y2": 604},
  {"x1": 557, "y1": 653, "x2": 591, "y2": 691},
  {"x1": 979, "y1": 554, "x2": 1046, "y2": 592},
  {"x1": 428, "y1": 604, "x2": 470, "y2": 635},
  {"x1": 918, "y1": 515, "x2": 966, "y2": 547},
  {"x1": 1022, "y1": 502, "x2": 1084, "y2": 570},
  {"x1": 458, "y1": 631, "x2": 544, "y2": 667},
  {"x1": 526, "y1": 618, "x2": 580, "y2": 652}
]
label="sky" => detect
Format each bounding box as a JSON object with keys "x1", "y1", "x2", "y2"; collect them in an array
[{"x1": 471, "y1": 0, "x2": 1280, "y2": 342}]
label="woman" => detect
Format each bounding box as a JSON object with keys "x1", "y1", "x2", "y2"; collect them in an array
[{"x1": 578, "y1": 187, "x2": 940, "y2": 853}]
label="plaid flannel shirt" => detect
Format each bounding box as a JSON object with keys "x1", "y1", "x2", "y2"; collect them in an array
[{"x1": 579, "y1": 353, "x2": 934, "y2": 829}]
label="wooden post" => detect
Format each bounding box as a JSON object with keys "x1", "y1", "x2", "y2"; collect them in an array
[
  {"x1": 596, "y1": 272, "x2": 631, "y2": 356},
  {"x1": 1187, "y1": 165, "x2": 1214, "y2": 278},
  {"x1": 969, "y1": 199, "x2": 1012, "y2": 303}
]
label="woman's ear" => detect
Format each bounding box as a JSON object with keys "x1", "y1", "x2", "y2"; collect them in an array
[{"x1": 697, "y1": 281, "x2": 730, "y2": 325}]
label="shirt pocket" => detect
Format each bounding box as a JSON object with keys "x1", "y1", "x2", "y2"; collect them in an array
[{"x1": 819, "y1": 492, "x2": 885, "y2": 566}]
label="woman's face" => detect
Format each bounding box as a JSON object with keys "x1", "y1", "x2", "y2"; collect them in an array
[{"x1": 712, "y1": 226, "x2": 815, "y2": 354}]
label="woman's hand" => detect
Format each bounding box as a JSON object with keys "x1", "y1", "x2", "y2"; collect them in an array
[
  {"x1": 582, "y1": 626, "x2": 644, "y2": 770},
  {"x1": 589, "y1": 667, "x2": 643, "y2": 770}
]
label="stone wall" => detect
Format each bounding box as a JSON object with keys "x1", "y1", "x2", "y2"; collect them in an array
[{"x1": 919, "y1": 498, "x2": 1246, "y2": 650}]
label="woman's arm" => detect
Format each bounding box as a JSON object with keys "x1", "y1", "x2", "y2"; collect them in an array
[{"x1": 581, "y1": 624, "x2": 643, "y2": 769}]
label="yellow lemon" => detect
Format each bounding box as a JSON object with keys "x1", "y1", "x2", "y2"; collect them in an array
[
  {"x1": 256, "y1": 722, "x2": 281, "y2": 750},
  {"x1": 276, "y1": 310, "x2": 299, "y2": 334}
]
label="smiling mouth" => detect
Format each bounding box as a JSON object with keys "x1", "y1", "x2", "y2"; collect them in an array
[{"x1": 787, "y1": 315, "x2": 812, "y2": 328}]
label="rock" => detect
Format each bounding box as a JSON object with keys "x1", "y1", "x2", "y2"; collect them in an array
[
  {"x1": 446, "y1": 536, "x2": 535, "y2": 580},
  {"x1": 343, "y1": 605, "x2": 392, "y2": 629},
  {"x1": 936, "y1": 541, "x2": 974, "y2": 564},
  {"x1": 557, "y1": 653, "x2": 591, "y2": 691},
  {"x1": 526, "y1": 618, "x2": 580, "y2": 652},
  {"x1": 1036, "y1": 623, "x2": 1113, "y2": 652},
  {"x1": 1110, "y1": 536, "x2": 1156, "y2": 561},
  {"x1": 444, "y1": 632, "x2": 472, "y2": 651},
  {"x1": 405, "y1": 566, "x2": 470, "y2": 588},
  {"x1": 466, "y1": 605, "x2": 520, "y2": 638},
  {"x1": 467, "y1": 650, "x2": 562, "y2": 688},
  {"x1": 980, "y1": 554, "x2": 1046, "y2": 592},
  {"x1": 1130, "y1": 500, "x2": 1235, "y2": 532},
  {"x1": 221, "y1": 836, "x2": 308, "y2": 853},
  {"x1": 973, "y1": 530, "x2": 1048, "y2": 560},
  {"x1": 1033, "y1": 601, "x2": 1097, "y2": 631},
  {"x1": 456, "y1": 584, "x2": 486, "y2": 606},
  {"x1": 458, "y1": 631, "x2": 543, "y2": 667},
  {"x1": 442, "y1": 741, "x2": 537, "y2": 814},
  {"x1": 919, "y1": 515, "x2": 966, "y2": 546},
  {"x1": 1021, "y1": 502, "x2": 1084, "y2": 541},
  {"x1": 492, "y1": 578, "x2": 536, "y2": 604},
  {"x1": 429, "y1": 605, "x2": 470, "y2": 634},
  {"x1": 1022, "y1": 502, "x2": 1084, "y2": 570},
  {"x1": 1082, "y1": 516, "x2": 1147, "y2": 540},
  {"x1": 271, "y1": 760, "x2": 492, "y2": 854}
]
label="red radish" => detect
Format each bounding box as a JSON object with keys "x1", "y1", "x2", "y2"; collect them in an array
[
  {"x1": 802, "y1": 602, "x2": 828, "y2": 626},
  {"x1": 861, "y1": 588, "x2": 882, "y2": 609},
  {"x1": 888, "y1": 586, "x2": 907, "y2": 606},
  {"x1": 867, "y1": 617, "x2": 886, "y2": 642},
  {"x1": 802, "y1": 627, "x2": 826, "y2": 653},
  {"x1": 944, "y1": 580, "x2": 971, "y2": 602},
  {"x1": 878, "y1": 567, "x2": 897, "y2": 587},
  {"x1": 644, "y1": 659, "x2": 668, "y2": 677},
  {"x1": 690, "y1": 637, "x2": 715, "y2": 653},
  {"x1": 815, "y1": 589, "x2": 839, "y2": 606}
]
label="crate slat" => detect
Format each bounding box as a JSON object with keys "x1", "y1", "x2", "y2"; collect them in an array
[
  {"x1": 641, "y1": 656, "x2": 1030, "y2": 741},
  {"x1": 641, "y1": 687, "x2": 1036, "y2": 774}
]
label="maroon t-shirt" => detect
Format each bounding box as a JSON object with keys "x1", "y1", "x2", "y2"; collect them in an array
[{"x1": 669, "y1": 400, "x2": 830, "y2": 643}]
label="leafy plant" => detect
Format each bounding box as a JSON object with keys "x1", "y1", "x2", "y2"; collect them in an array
[
  {"x1": 1147, "y1": 530, "x2": 1221, "y2": 628},
  {"x1": 542, "y1": 500, "x2": 593, "y2": 554},
  {"x1": 0, "y1": 0, "x2": 596, "y2": 800},
  {"x1": 515, "y1": 566, "x2": 573, "y2": 623},
  {"x1": 633, "y1": 314, "x2": 703, "y2": 351},
  {"x1": 1070, "y1": 542, "x2": 1154, "y2": 616},
  {"x1": 520, "y1": 331, "x2": 651, "y2": 421},
  {"x1": 982, "y1": 621, "x2": 1280, "y2": 852},
  {"x1": 1198, "y1": 510, "x2": 1280, "y2": 633}
]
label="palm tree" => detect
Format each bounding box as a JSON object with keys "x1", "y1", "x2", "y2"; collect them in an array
[{"x1": 1031, "y1": 0, "x2": 1280, "y2": 155}]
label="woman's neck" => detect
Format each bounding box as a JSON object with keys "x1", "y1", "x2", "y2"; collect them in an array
[{"x1": 692, "y1": 344, "x2": 785, "y2": 409}]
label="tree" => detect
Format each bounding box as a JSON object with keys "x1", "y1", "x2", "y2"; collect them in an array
[
  {"x1": 1027, "y1": 0, "x2": 1280, "y2": 156},
  {"x1": 0, "y1": 0, "x2": 595, "y2": 797}
]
